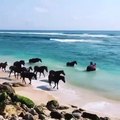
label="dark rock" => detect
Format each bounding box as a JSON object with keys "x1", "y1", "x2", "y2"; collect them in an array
[
  {"x1": 64, "y1": 113, "x2": 73, "y2": 120},
  {"x1": 19, "y1": 112, "x2": 25, "y2": 118},
  {"x1": 79, "y1": 108, "x2": 85, "y2": 112},
  {"x1": 29, "y1": 108, "x2": 37, "y2": 115},
  {"x1": 12, "y1": 82, "x2": 25, "y2": 87},
  {"x1": 21, "y1": 104, "x2": 30, "y2": 112},
  {"x1": 60, "y1": 111, "x2": 66, "y2": 118},
  {"x1": 72, "y1": 112, "x2": 81, "y2": 119},
  {"x1": 39, "y1": 114, "x2": 46, "y2": 120},
  {"x1": 46, "y1": 100, "x2": 59, "y2": 111},
  {"x1": 100, "y1": 117, "x2": 110, "y2": 120},
  {"x1": 57, "y1": 105, "x2": 69, "y2": 110},
  {"x1": 0, "y1": 84, "x2": 15, "y2": 95},
  {"x1": 72, "y1": 109, "x2": 82, "y2": 113},
  {"x1": 34, "y1": 105, "x2": 44, "y2": 115},
  {"x1": 71, "y1": 105, "x2": 78, "y2": 108},
  {"x1": 50, "y1": 111, "x2": 62, "y2": 119},
  {"x1": 23, "y1": 113, "x2": 34, "y2": 120},
  {"x1": 82, "y1": 112, "x2": 100, "y2": 120},
  {"x1": 9, "y1": 115, "x2": 19, "y2": 120},
  {"x1": 3, "y1": 82, "x2": 12, "y2": 86}
]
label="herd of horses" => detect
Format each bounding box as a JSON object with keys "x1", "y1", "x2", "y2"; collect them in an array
[{"x1": 0, "y1": 58, "x2": 96, "y2": 89}]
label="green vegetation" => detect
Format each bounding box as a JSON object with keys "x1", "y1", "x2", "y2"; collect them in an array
[
  {"x1": 0, "y1": 92, "x2": 8, "y2": 102},
  {"x1": 16, "y1": 95, "x2": 35, "y2": 108}
]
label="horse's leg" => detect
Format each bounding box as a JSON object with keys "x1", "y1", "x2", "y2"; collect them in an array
[
  {"x1": 29, "y1": 78, "x2": 31, "y2": 84},
  {"x1": 57, "y1": 82, "x2": 59, "y2": 89},
  {"x1": 4, "y1": 68, "x2": 6, "y2": 72},
  {"x1": 43, "y1": 72, "x2": 45, "y2": 77},
  {"x1": 53, "y1": 82, "x2": 56, "y2": 89},
  {"x1": 39, "y1": 72, "x2": 41, "y2": 78},
  {"x1": 9, "y1": 71, "x2": 12, "y2": 77},
  {"x1": 22, "y1": 77, "x2": 26, "y2": 84},
  {"x1": 14, "y1": 72, "x2": 17, "y2": 78},
  {"x1": 49, "y1": 80, "x2": 51, "y2": 86},
  {"x1": 17, "y1": 73, "x2": 19, "y2": 79}
]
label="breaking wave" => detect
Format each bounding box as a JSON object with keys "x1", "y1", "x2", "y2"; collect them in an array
[
  {"x1": 50, "y1": 38, "x2": 102, "y2": 43},
  {"x1": 0, "y1": 31, "x2": 119, "y2": 38}
]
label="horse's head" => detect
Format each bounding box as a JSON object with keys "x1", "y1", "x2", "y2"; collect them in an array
[
  {"x1": 5, "y1": 62, "x2": 8, "y2": 66},
  {"x1": 20, "y1": 60, "x2": 25, "y2": 66},
  {"x1": 45, "y1": 66, "x2": 48, "y2": 72},
  {"x1": 29, "y1": 66, "x2": 33, "y2": 71},
  {"x1": 39, "y1": 58, "x2": 42, "y2": 62},
  {"x1": 74, "y1": 61, "x2": 77, "y2": 65},
  {"x1": 60, "y1": 76, "x2": 65, "y2": 83},
  {"x1": 61, "y1": 70, "x2": 65, "y2": 75}
]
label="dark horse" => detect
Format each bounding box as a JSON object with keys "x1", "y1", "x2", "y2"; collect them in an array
[
  {"x1": 34, "y1": 66, "x2": 48, "y2": 77},
  {"x1": 49, "y1": 70, "x2": 65, "y2": 76},
  {"x1": 20, "y1": 72, "x2": 37, "y2": 84},
  {"x1": 0, "y1": 62, "x2": 7, "y2": 72},
  {"x1": 66, "y1": 61, "x2": 77, "y2": 67},
  {"x1": 9, "y1": 66, "x2": 32, "y2": 78},
  {"x1": 13, "y1": 60, "x2": 25, "y2": 68},
  {"x1": 48, "y1": 73, "x2": 65, "y2": 89},
  {"x1": 29, "y1": 58, "x2": 42, "y2": 63},
  {"x1": 22, "y1": 66, "x2": 33, "y2": 72},
  {"x1": 86, "y1": 63, "x2": 96, "y2": 71}
]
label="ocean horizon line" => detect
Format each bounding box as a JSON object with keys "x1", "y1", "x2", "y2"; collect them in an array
[{"x1": 0, "y1": 29, "x2": 120, "y2": 32}]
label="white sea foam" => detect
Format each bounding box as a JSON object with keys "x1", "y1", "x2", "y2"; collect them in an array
[
  {"x1": 72, "y1": 33, "x2": 112, "y2": 38},
  {"x1": 0, "y1": 31, "x2": 64, "y2": 36},
  {"x1": 83, "y1": 101, "x2": 111, "y2": 111},
  {"x1": 50, "y1": 38, "x2": 102, "y2": 43},
  {"x1": 0, "y1": 31, "x2": 120, "y2": 39}
]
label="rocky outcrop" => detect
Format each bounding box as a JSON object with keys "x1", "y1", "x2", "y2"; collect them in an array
[
  {"x1": 46, "y1": 100, "x2": 59, "y2": 111},
  {"x1": 0, "y1": 83, "x2": 111, "y2": 120},
  {"x1": 0, "y1": 84, "x2": 15, "y2": 95},
  {"x1": 82, "y1": 112, "x2": 100, "y2": 120}
]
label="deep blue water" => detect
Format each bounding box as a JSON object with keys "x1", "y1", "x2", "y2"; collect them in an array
[{"x1": 0, "y1": 30, "x2": 120, "y2": 100}]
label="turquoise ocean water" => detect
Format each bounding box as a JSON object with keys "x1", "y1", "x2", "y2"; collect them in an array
[{"x1": 0, "y1": 30, "x2": 120, "y2": 100}]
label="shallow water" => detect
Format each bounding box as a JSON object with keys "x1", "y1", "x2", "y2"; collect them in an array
[{"x1": 0, "y1": 30, "x2": 120, "y2": 100}]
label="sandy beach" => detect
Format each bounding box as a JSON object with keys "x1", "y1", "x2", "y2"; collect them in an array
[{"x1": 0, "y1": 71, "x2": 120, "y2": 119}]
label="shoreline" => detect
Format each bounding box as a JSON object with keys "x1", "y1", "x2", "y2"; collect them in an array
[{"x1": 0, "y1": 71, "x2": 120, "y2": 119}]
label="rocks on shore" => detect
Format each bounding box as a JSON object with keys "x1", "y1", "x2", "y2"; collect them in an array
[{"x1": 0, "y1": 82, "x2": 111, "y2": 120}]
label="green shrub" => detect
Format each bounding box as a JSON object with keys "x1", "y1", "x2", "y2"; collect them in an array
[
  {"x1": 16, "y1": 95, "x2": 35, "y2": 108},
  {"x1": 0, "y1": 92, "x2": 8, "y2": 102}
]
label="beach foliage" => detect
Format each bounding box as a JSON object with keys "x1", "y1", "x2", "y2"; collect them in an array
[
  {"x1": 16, "y1": 95, "x2": 35, "y2": 108},
  {"x1": 0, "y1": 92, "x2": 8, "y2": 102}
]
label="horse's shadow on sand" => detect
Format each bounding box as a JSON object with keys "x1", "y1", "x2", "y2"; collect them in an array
[
  {"x1": 37, "y1": 85, "x2": 56, "y2": 91},
  {"x1": 0, "y1": 77, "x2": 13, "y2": 81}
]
